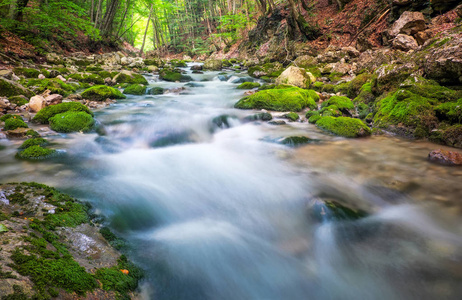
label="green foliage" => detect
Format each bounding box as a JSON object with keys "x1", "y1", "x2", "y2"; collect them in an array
[
  {"x1": 49, "y1": 111, "x2": 94, "y2": 133},
  {"x1": 33, "y1": 102, "x2": 92, "y2": 124},
  {"x1": 81, "y1": 85, "x2": 126, "y2": 101},
  {"x1": 19, "y1": 138, "x2": 49, "y2": 149},
  {"x1": 16, "y1": 145, "x2": 56, "y2": 160},
  {"x1": 124, "y1": 84, "x2": 147, "y2": 95},
  {"x1": 316, "y1": 116, "x2": 371, "y2": 138},
  {"x1": 236, "y1": 82, "x2": 261, "y2": 89},
  {"x1": 235, "y1": 87, "x2": 318, "y2": 112},
  {"x1": 4, "y1": 118, "x2": 28, "y2": 131}
]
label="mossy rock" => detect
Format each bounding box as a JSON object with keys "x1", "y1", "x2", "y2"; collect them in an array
[
  {"x1": 320, "y1": 105, "x2": 342, "y2": 117},
  {"x1": 321, "y1": 96, "x2": 354, "y2": 112},
  {"x1": 373, "y1": 90, "x2": 435, "y2": 130},
  {"x1": 33, "y1": 102, "x2": 93, "y2": 124},
  {"x1": 333, "y1": 82, "x2": 350, "y2": 94},
  {"x1": 312, "y1": 81, "x2": 324, "y2": 91},
  {"x1": 52, "y1": 67, "x2": 70, "y2": 75},
  {"x1": 316, "y1": 116, "x2": 371, "y2": 138},
  {"x1": 248, "y1": 63, "x2": 283, "y2": 78},
  {"x1": 4, "y1": 118, "x2": 28, "y2": 131},
  {"x1": 353, "y1": 83, "x2": 375, "y2": 104},
  {"x1": 400, "y1": 76, "x2": 462, "y2": 103},
  {"x1": 278, "y1": 136, "x2": 318, "y2": 147},
  {"x1": 81, "y1": 85, "x2": 126, "y2": 101},
  {"x1": 114, "y1": 72, "x2": 148, "y2": 85},
  {"x1": 13, "y1": 67, "x2": 40, "y2": 78},
  {"x1": 305, "y1": 110, "x2": 320, "y2": 119},
  {"x1": 16, "y1": 145, "x2": 57, "y2": 160},
  {"x1": 8, "y1": 95, "x2": 29, "y2": 106},
  {"x1": 203, "y1": 59, "x2": 222, "y2": 71},
  {"x1": 285, "y1": 112, "x2": 299, "y2": 121},
  {"x1": 0, "y1": 114, "x2": 18, "y2": 122},
  {"x1": 235, "y1": 87, "x2": 319, "y2": 112},
  {"x1": 98, "y1": 71, "x2": 112, "y2": 79},
  {"x1": 68, "y1": 73, "x2": 104, "y2": 85},
  {"x1": 347, "y1": 73, "x2": 373, "y2": 98},
  {"x1": 159, "y1": 70, "x2": 192, "y2": 82},
  {"x1": 170, "y1": 59, "x2": 187, "y2": 67},
  {"x1": 236, "y1": 82, "x2": 261, "y2": 89},
  {"x1": 309, "y1": 114, "x2": 322, "y2": 124},
  {"x1": 322, "y1": 84, "x2": 335, "y2": 93},
  {"x1": 0, "y1": 77, "x2": 34, "y2": 98},
  {"x1": 86, "y1": 66, "x2": 104, "y2": 72},
  {"x1": 25, "y1": 78, "x2": 76, "y2": 96},
  {"x1": 144, "y1": 58, "x2": 164, "y2": 67},
  {"x1": 123, "y1": 84, "x2": 146, "y2": 95},
  {"x1": 49, "y1": 111, "x2": 94, "y2": 133},
  {"x1": 434, "y1": 98, "x2": 462, "y2": 124},
  {"x1": 19, "y1": 138, "x2": 49, "y2": 149},
  {"x1": 242, "y1": 112, "x2": 273, "y2": 122},
  {"x1": 148, "y1": 87, "x2": 164, "y2": 95},
  {"x1": 429, "y1": 124, "x2": 462, "y2": 148}
]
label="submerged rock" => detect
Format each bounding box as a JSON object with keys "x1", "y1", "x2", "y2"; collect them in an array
[
  {"x1": 428, "y1": 149, "x2": 462, "y2": 166},
  {"x1": 278, "y1": 136, "x2": 319, "y2": 147},
  {"x1": 242, "y1": 112, "x2": 273, "y2": 122}
]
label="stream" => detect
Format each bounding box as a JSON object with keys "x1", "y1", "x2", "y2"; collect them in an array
[{"x1": 1, "y1": 64, "x2": 461, "y2": 299}]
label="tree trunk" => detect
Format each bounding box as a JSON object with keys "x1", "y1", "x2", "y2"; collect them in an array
[
  {"x1": 140, "y1": 3, "x2": 154, "y2": 55},
  {"x1": 100, "y1": 0, "x2": 121, "y2": 36},
  {"x1": 10, "y1": 0, "x2": 30, "y2": 21}
]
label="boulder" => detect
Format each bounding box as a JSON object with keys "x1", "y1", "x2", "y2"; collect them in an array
[
  {"x1": 275, "y1": 66, "x2": 311, "y2": 88},
  {"x1": 190, "y1": 65, "x2": 203, "y2": 71},
  {"x1": 38, "y1": 74, "x2": 46, "y2": 79},
  {"x1": 424, "y1": 36, "x2": 462, "y2": 84},
  {"x1": 5, "y1": 127, "x2": 30, "y2": 139},
  {"x1": 414, "y1": 30, "x2": 432, "y2": 45},
  {"x1": 203, "y1": 59, "x2": 222, "y2": 71},
  {"x1": 389, "y1": 11, "x2": 426, "y2": 38},
  {"x1": 0, "y1": 70, "x2": 13, "y2": 80},
  {"x1": 428, "y1": 149, "x2": 462, "y2": 166},
  {"x1": 0, "y1": 77, "x2": 34, "y2": 98},
  {"x1": 147, "y1": 65, "x2": 158, "y2": 72},
  {"x1": 45, "y1": 94, "x2": 63, "y2": 105},
  {"x1": 293, "y1": 55, "x2": 317, "y2": 68},
  {"x1": 56, "y1": 75, "x2": 67, "y2": 82},
  {"x1": 29, "y1": 95, "x2": 46, "y2": 112},
  {"x1": 393, "y1": 34, "x2": 419, "y2": 51}
]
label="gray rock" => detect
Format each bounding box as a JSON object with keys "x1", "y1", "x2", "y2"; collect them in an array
[
  {"x1": 389, "y1": 11, "x2": 426, "y2": 38},
  {"x1": 392, "y1": 34, "x2": 419, "y2": 51}
]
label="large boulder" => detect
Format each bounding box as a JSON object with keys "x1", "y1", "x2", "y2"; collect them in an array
[
  {"x1": 275, "y1": 66, "x2": 311, "y2": 88},
  {"x1": 0, "y1": 78, "x2": 34, "y2": 98},
  {"x1": 29, "y1": 95, "x2": 46, "y2": 113},
  {"x1": 81, "y1": 85, "x2": 126, "y2": 102},
  {"x1": 203, "y1": 59, "x2": 222, "y2": 71},
  {"x1": 392, "y1": 34, "x2": 419, "y2": 51},
  {"x1": 424, "y1": 36, "x2": 462, "y2": 84},
  {"x1": 389, "y1": 11, "x2": 426, "y2": 38}
]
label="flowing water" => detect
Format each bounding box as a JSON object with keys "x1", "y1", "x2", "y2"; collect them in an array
[{"x1": 1, "y1": 65, "x2": 462, "y2": 299}]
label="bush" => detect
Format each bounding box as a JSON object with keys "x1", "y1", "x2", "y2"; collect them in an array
[
  {"x1": 33, "y1": 102, "x2": 93, "y2": 124},
  {"x1": 49, "y1": 111, "x2": 94, "y2": 133}
]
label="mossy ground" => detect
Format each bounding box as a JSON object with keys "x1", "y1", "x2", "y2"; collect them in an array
[
  {"x1": 316, "y1": 116, "x2": 371, "y2": 138},
  {"x1": 49, "y1": 111, "x2": 95, "y2": 133},
  {"x1": 33, "y1": 102, "x2": 93, "y2": 124},
  {"x1": 81, "y1": 85, "x2": 126, "y2": 101},
  {"x1": 234, "y1": 87, "x2": 319, "y2": 112},
  {"x1": 13, "y1": 68, "x2": 40, "y2": 78}
]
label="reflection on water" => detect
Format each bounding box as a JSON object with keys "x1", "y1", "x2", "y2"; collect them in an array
[{"x1": 0, "y1": 66, "x2": 461, "y2": 299}]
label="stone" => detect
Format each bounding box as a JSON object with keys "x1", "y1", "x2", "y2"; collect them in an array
[
  {"x1": 56, "y1": 75, "x2": 67, "y2": 82},
  {"x1": 389, "y1": 11, "x2": 426, "y2": 38},
  {"x1": 275, "y1": 66, "x2": 311, "y2": 88},
  {"x1": 393, "y1": 0, "x2": 412, "y2": 6},
  {"x1": 424, "y1": 36, "x2": 462, "y2": 84},
  {"x1": 0, "y1": 77, "x2": 34, "y2": 98},
  {"x1": 5, "y1": 127, "x2": 30, "y2": 139},
  {"x1": 203, "y1": 59, "x2": 222, "y2": 71},
  {"x1": 428, "y1": 149, "x2": 462, "y2": 166},
  {"x1": 414, "y1": 30, "x2": 432, "y2": 45},
  {"x1": 29, "y1": 95, "x2": 46, "y2": 112},
  {"x1": 456, "y1": 4, "x2": 462, "y2": 18},
  {"x1": 293, "y1": 55, "x2": 317, "y2": 68},
  {"x1": 45, "y1": 94, "x2": 63, "y2": 105},
  {"x1": 392, "y1": 34, "x2": 419, "y2": 51},
  {"x1": 120, "y1": 56, "x2": 129, "y2": 66},
  {"x1": 0, "y1": 70, "x2": 13, "y2": 80},
  {"x1": 147, "y1": 65, "x2": 158, "y2": 72},
  {"x1": 38, "y1": 74, "x2": 46, "y2": 79},
  {"x1": 268, "y1": 120, "x2": 286, "y2": 125},
  {"x1": 190, "y1": 65, "x2": 203, "y2": 71}
]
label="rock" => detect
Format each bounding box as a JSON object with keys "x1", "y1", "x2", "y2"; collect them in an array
[
  {"x1": 456, "y1": 4, "x2": 462, "y2": 18},
  {"x1": 0, "y1": 77, "x2": 34, "y2": 98},
  {"x1": 190, "y1": 65, "x2": 203, "y2": 71},
  {"x1": 203, "y1": 59, "x2": 222, "y2": 71},
  {"x1": 242, "y1": 112, "x2": 273, "y2": 122},
  {"x1": 428, "y1": 149, "x2": 462, "y2": 166},
  {"x1": 414, "y1": 30, "x2": 432, "y2": 45},
  {"x1": 104, "y1": 77, "x2": 116, "y2": 86},
  {"x1": 120, "y1": 56, "x2": 129, "y2": 66},
  {"x1": 316, "y1": 116, "x2": 371, "y2": 138},
  {"x1": 268, "y1": 120, "x2": 286, "y2": 125},
  {"x1": 38, "y1": 74, "x2": 46, "y2": 79},
  {"x1": 5, "y1": 127, "x2": 30, "y2": 139},
  {"x1": 389, "y1": 11, "x2": 426, "y2": 38},
  {"x1": 81, "y1": 85, "x2": 126, "y2": 101},
  {"x1": 293, "y1": 55, "x2": 318, "y2": 68},
  {"x1": 393, "y1": 0, "x2": 412, "y2": 6},
  {"x1": 431, "y1": 0, "x2": 459, "y2": 13},
  {"x1": 56, "y1": 75, "x2": 67, "y2": 82},
  {"x1": 45, "y1": 94, "x2": 63, "y2": 105},
  {"x1": 424, "y1": 36, "x2": 462, "y2": 84},
  {"x1": 393, "y1": 34, "x2": 419, "y2": 51},
  {"x1": 29, "y1": 95, "x2": 46, "y2": 112},
  {"x1": 278, "y1": 136, "x2": 319, "y2": 147},
  {"x1": 147, "y1": 65, "x2": 158, "y2": 72},
  {"x1": 0, "y1": 70, "x2": 13, "y2": 80},
  {"x1": 275, "y1": 66, "x2": 311, "y2": 88}
]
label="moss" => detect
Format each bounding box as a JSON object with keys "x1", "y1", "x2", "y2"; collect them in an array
[
  {"x1": 316, "y1": 116, "x2": 371, "y2": 138},
  {"x1": 123, "y1": 84, "x2": 146, "y2": 95},
  {"x1": 285, "y1": 112, "x2": 299, "y2": 121},
  {"x1": 16, "y1": 145, "x2": 56, "y2": 160},
  {"x1": 144, "y1": 59, "x2": 163, "y2": 66},
  {"x1": 13, "y1": 67, "x2": 40, "y2": 78},
  {"x1": 0, "y1": 114, "x2": 18, "y2": 122},
  {"x1": 309, "y1": 114, "x2": 322, "y2": 124},
  {"x1": 234, "y1": 87, "x2": 319, "y2": 112},
  {"x1": 312, "y1": 81, "x2": 324, "y2": 91},
  {"x1": 49, "y1": 111, "x2": 94, "y2": 133},
  {"x1": 305, "y1": 110, "x2": 320, "y2": 118},
  {"x1": 320, "y1": 105, "x2": 342, "y2": 117},
  {"x1": 86, "y1": 66, "x2": 104, "y2": 72},
  {"x1": 357, "y1": 103, "x2": 370, "y2": 119},
  {"x1": 434, "y1": 98, "x2": 462, "y2": 124},
  {"x1": 306, "y1": 67, "x2": 322, "y2": 78},
  {"x1": 98, "y1": 71, "x2": 111, "y2": 79},
  {"x1": 8, "y1": 95, "x2": 29, "y2": 106},
  {"x1": 401, "y1": 76, "x2": 462, "y2": 103},
  {"x1": 322, "y1": 84, "x2": 335, "y2": 93},
  {"x1": 4, "y1": 118, "x2": 28, "y2": 131},
  {"x1": 334, "y1": 82, "x2": 350, "y2": 94},
  {"x1": 353, "y1": 84, "x2": 375, "y2": 105},
  {"x1": 347, "y1": 73, "x2": 373, "y2": 98},
  {"x1": 170, "y1": 59, "x2": 187, "y2": 67},
  {"x1": 68, "y1": 73, "x2": 104, "y2": 85},
  {"x1": 149, "y1": 87, "x2": 164, "y2": 95},
  {"x1": 242, "y1": 112, "x2": 273, "y2": 122},
  {"x1": 26, "y1": 130, "x2": 40, "y2": 137},
  {"x1": 81, "y1": 85, "x2": 126, "y2": 101},
  {"x1": 321, "y1": 96, "x2": 354, "y2": 111},
  {"x1": 0, "y1": 77, "x2": 34, "y2": 98},
  {"x1": 222, "y1": 59, "x2": 232, "y2": 67},
  {"x1": 25, "y1": 78, "x2": 76, "y2": 96},
  {"x1": 236, "y1": 82, "x2": 261, "y2": 89},
  {"x1": 248, "y1": 63, "x2": 283, "y2": 78},
  {"x1": 159, "y1": 70, "x2": 192, "y2": 82},
  {"x1": 19, "y1": 138, "x2": 49, "y2": 149},
  {"x1": 52, "y1": 67, "x2": 70, "y2": 75},
  {"x1": 114, "y1": 72, "x2": 148, "y2": 85},
  {"x1": 279, "y1": 136, "x2": 318, "y2": 146},
  {"x1": 373, "y1": 90, "x2": 434, "y2": 129},
  {"x1": 33, "y1": 102, "x2": 93, "y2": 124},
  {"x1": 328, "y1": 71, "x2": 344, "y2": 82},
  {"x1": 100, "y1": 227, "x2": 126, "y2": 250}
]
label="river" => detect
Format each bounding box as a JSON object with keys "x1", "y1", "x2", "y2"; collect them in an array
[{"x1": 1, "y1": 64, "x2": 461, "y2": 299}]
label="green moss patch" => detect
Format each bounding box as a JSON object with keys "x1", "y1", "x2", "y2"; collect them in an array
[
  {"x1": 4, "y1": 118, "x2": 28, "y2": 131},
  {"x1": 19, "y1": 138, "x2": 49, "y2": 149},
  {"x1": 159, "y1": 69, "x2": 192, "y2": 82},
  {"x1": 13, "y1": 68, "x2": 40, "y2": 78},
  {"x1": 316, "y1": 116, "x2": 371, "y2": 138},
  {"x1": 114, "y1": 72, "x2": 148, "y2": 85},
  {"x1": 8, "y1": 95, "x2": 29, "y2": 106},
  {"x1": 25, "y1": 78, "x2": 76, "y2": 96},
  {"x1": 320, "y1": 105, "x2": 342, "y2": 117},
  {"x1": 434, "y1": 98, "x2": 462, "y2": 124},
  {"x1": 0, "y1": 77, "x2": 34, "y2": 98},
  {"x1": 68, "y1": 73, "x2": 104, "y2": 85},
  {"x1": 149, "y1": 87, "x2": 164, "y2": 95},
  {"x1": 49, "y1": 111, "x2": 94, "y2": 133},
  {"x1": 95, "y1": 255, "x2": 143, "y2": 295},
  {"x1": 309, "y1": 114, "x2": 322, "y2": 124},
  {"x1": 235, "y1": 87, "x2": 319, "y2": 112},
  {"x1": 321, "y1": 96, "x2": 354, "y2": 111},
  {"x1": 33, "y1": 102, "x2": 93, "y2": 124},
  {"x1": 81, "y1": 85, "x2": 126, "y2": 101},
  {"x1": 123, "y1": 84, "x2": 147, "y2": 95},
  {"x1": 236, "y1": 82, "x2": 261, "y2": 89},
  {"x1": 285, "y1": 112, "x2": 299, "y2": 121},
  {"x1": 16, "y1": 145, "x2": 56, "y2": 160}
]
